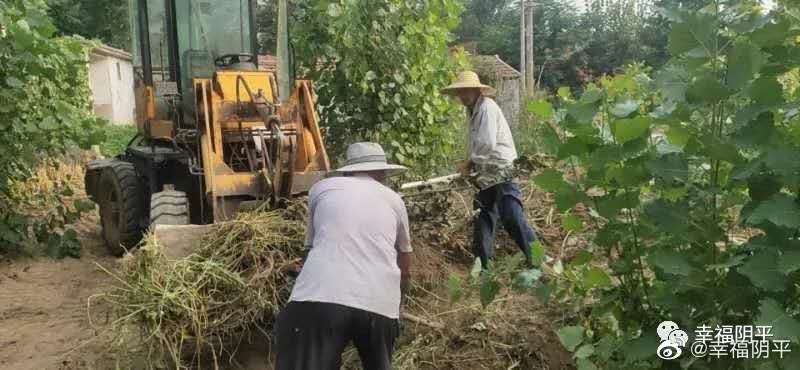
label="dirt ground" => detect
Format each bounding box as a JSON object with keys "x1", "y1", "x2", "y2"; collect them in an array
[
  {"x1": 0, "y1": 155, "x2": 576, "y2": 369},
  {"x1": 0, "y1": 214, "x2": 123, "y2": 370}
]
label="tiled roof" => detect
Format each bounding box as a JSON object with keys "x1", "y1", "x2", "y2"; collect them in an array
[
  {"x1": 91, "y1": 44, "x2": 132, "y2": 61},
  {"x1": 469, "y1": 54, "x2": 521, "y2": 80},
  {"x1": 258, "y1": 54, "x2": 278, "y2": 72}
]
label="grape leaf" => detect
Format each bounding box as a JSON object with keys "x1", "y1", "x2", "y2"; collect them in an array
[
  {"x1": 534, "y1": 282, "x2": 552, "y2": 304},
  {"x1": 779, "y1": 250, "x2": 800, "y2": 274},
  {"x1": 687, "y1": 75, "x2": 732, "y2": 104},
  {"x1": 584, "y1": 267, "x2": 612, "y2": 289},
  {"x1": 610, "y1": 99, "x2": 640, "y2": 118},
  {"x1": 707, "y1": 255, "x2": 746, "y2": 270},
  {"x1": 649, "y1": 249, "x2": 694, "y2": 276},
  {"x1": 648, "y1": 153, "x2": 689, "y2": 183},
  {"x1": 479, "y1": 276, "x2": 500, "y2": 307},
  {"x1": 764, "y1": 147, "x2": 800, "y2": 185},
  {"x1": 749, "y1": 77, "x2": 784, "y2": 107},
  {"x1": 530, "y1": 240, "x2": 546, "y2": 267},
  {"x1": 574, "y1": 344, "x2": 595, "y2": 359},
  {"x1": 668, "y1": 13, "x2": 717, "y2": 56},
  {"x1": 557, "y1": 86, "x2": 572, "y2": 100},
  {"x1": 580, "y1": 89, "x2": 604, "y2": 104},
  {"x1": 612, "y1": 117, "x2": 651, "y2": 144},
  {"x1": 555, "y1": 187, "x2": 584, "y2": 212},
  {"x1": 571, "y1": 250, "x2": 593, "y2": 266},
  {"x1": 562, "y1": 214, "x2": 584, "y2": 233},
  {"x1": 558, "y1": 137, "x2": 591, "y2": 158},
  {"x1": 624, "y1": 335, "x2": 659, "y2": 363},
  {"x1": 747, "y1": 194, "x2": 800, "y2": 228},
  {"x1": 513, "y1": 268, "x2": 542, "y2": 290},
  {"x1": 667, "y1": 125, "x2": 690, "y2": 148},
  {"x1": 534, "y1": 169, "x2": 568, "y2": 192},
  {"x1": 706, "y1": 142, "x2": 743, "y2": 164},
  {"x1": 447, "y1": 274, "x2": 463, "y2": 302},
  {"x1": 6, "y1": 76, "x2": 23, "y2": 88},
  {"x1": 755, "y1": 298, "x2": 800, "y2": 343},
  {"x1": 527, "y1": 100, "x2": 554, "y2": 119},
  {"x1": 751, "y1": 18, "x2": 792, "y2": 47},
  {"x1": 738, "y1": 250, "x2": 786, "y2": 291},
  {"x1": 575, "y1": 358, "x2": 597, "y2": 370},
  {"x1": 733, "y1": 112, "x2": 776, "y2": 148},
  {"x1": 557, "y1": 326, "x2": 585, "y2": 352},
  {"x1": 655, "y1": 65, "x2": 689, "y2": 102},
  {"x1": 567, "y1": 101, "x2": 600, "y2": 123},
  {"x1": 644, "y1": 200, "x2": 689, "y2": 235},
  {"x1": 727, "y1": 41, "x2": 763, "y2": 89}
]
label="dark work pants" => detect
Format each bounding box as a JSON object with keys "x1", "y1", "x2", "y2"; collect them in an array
[
  {"x1": 274, "y1": 301, "x2": 399, "y2": 370},
  {"x1": 473, "y1": 181, "x2": 538, "y2": 268}
]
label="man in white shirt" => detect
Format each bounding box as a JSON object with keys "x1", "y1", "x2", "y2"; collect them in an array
[
  {"x1": 275, "y1": 142, "x2": 412, "y2": 370},
  {"x1": 442, "y1": 71, "x2": 539, "y2": 270}
]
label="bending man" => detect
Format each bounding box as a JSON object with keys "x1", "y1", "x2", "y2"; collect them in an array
[{"x1": 275, "y1": 142, "x2": 412, "y2": 370}]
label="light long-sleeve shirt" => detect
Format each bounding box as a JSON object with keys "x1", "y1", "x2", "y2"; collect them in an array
[{"x1": 467, "y1": 96, "x2": 518, "y2": 189}]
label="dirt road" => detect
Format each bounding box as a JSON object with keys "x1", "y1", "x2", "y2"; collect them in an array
[{"x1": 0, "y1": 219, "x2": 120, "y2": 370}]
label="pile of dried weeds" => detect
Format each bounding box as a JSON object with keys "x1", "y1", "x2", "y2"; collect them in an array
[
  {"x1": 100, "y1": 160, "x2": 583, "y2": 369},
  {"x1": 99, "y1": 207, "x2": 305, "y2": 368}
]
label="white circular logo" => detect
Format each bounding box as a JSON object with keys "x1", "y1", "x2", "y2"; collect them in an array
[
  {"x1": 656, "y1": 321, "x2": 688, "y2": 360},
  {"x1": 658, "y1": 341, "x2": 683, "y2": 360}
]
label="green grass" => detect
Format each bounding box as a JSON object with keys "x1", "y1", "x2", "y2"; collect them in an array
[{"x1": 100, "y1": 124, "x2": 137, "y2": 157}]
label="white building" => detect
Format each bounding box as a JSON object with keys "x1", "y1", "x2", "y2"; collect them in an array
[{"x1": 89, "y1": 44, "x2": 135, "y2": 124}]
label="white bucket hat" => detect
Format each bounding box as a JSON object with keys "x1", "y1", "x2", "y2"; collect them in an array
[
  {"x1": 441, "y1": 70, "x2": 496, "y2": 96},
  {"x1": 333, "y1": 142, "x2": 408, "y2": 177}
]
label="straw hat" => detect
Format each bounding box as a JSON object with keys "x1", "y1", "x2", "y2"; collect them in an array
[
  {"x1": 332, "y1": 142, "x2": 408, "y2": 177},
  {"x1": 441, "y1": 71, "x2": 496, "y2": 96}
]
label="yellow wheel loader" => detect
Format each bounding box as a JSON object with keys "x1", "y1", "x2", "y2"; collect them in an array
[{"x1": 84, "y1": 0, "x2": 330, "y2": 255}]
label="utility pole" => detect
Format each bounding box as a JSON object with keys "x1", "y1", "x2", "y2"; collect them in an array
[
  {"x1": 526, "y1": 0, "x2": 535, "y2": 97},
  {"x1": 519, "y1": 0, "x2": 526, "y2": 97},
  {"x1": 520, "y1": 1, "x2": 536, "y2": 99}
]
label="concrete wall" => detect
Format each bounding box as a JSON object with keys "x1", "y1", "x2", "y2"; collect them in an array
[
  {"x1": 88, "y1": 55, "x2": 135, "y2": 124},
  {"x1": 495, "y1": 78, "x2": 520, "y2": 127},
  {"x1": 481, "y1": 75, "x2": 520, "y2": 127}
]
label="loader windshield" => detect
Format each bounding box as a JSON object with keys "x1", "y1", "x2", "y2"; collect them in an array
[
  {"x1": 130, "y1": 0, "x2": 255, "y2": 90},
  {"x1": 176, "y1": 0, "x2": 254, "y2": 88}
]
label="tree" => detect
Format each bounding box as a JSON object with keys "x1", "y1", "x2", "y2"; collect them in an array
[
  {"x1": 454, "y1": 0, "x2": 678, "y2": 91},
  {"x1": 454, "y1": 0, "x2": 594, "y2": 90},
  {"x1": 1, "y1": 0, "x2": 105, "y2": 256},
  {"x1": 291, "y1": 0, "x2": 466, "y2": 176},
  {"x1": 46, "y1": 0, "x2": 130, "y2": 50},
  {"x1": 517, "y1": 1, "x2": 800, "y2": 367}
]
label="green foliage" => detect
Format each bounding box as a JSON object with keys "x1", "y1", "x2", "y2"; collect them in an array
[
  {"x1": 292, "y1": 0, "x2": 466, "y2": 177},
  {"x1": 480, "y1": 1, "x2": 800, "y2": 367},
  {"x1": 46, "y1": 0, "x2": 129, "y2": 49},
  {"x1": 557, "y1": 325, "x2": 585, "y2": 352},
  {"x1": 0, "y1": 0, "x2": 105, "y2": 256},
  {"x1": 455, "y1": 0, "x2": 682, "y2": 90},
  {"x1": 100, "y1": 124, "x2": 136, "y2": 157}
]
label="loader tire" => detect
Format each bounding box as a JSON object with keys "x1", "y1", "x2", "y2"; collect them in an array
[
  {"x1": 98, "y1": 161, "x2": 144, "y2": 256},
  {"x1": 150, "y1": 190, "x2": 190, "y2": 226}
]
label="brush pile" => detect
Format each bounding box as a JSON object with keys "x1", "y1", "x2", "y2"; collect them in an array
[
  {"x1": 101, "y1": 156, "x2": 584, "y2": 369},
  {"x1": 101, "y1": 207, "x2": 306, "y2": 367}
]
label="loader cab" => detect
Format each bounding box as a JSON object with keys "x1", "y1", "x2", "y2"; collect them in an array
[{"x1": 129, "y1": 0, "x2": 260, "y2": 130}]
